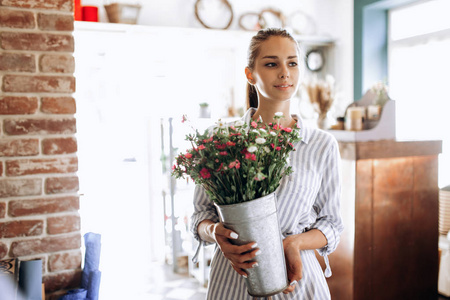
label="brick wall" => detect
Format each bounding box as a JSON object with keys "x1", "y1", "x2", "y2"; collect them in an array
[{"x1": 0, "y1": 0, "x2": 81, "y2": 298}]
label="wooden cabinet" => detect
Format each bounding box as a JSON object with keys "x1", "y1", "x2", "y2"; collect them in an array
[{"x1": 321, "y1": 140, "x2": 442, "y2": 300}]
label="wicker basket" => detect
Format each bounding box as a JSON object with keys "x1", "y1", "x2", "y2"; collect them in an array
[{"x1": 104, "y1": 3, "x2": 141, "y2": 24}]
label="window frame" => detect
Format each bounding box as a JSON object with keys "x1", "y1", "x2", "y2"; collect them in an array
[{"x1": 353, "y1": 0, "x2": 420, "y2": 99}]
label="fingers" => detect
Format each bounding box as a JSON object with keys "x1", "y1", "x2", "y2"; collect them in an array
[
  {"x1": 229, "y1": 246, "x2": 260, "y2": 279},
  {"x1": 283, "y1": 280, "x2": 298, "y2": 294},
  {"x1": 212, "y1": 223, "x2": 262, "y2": 276},
  {"x1": 213, "y1": 223, "x2": 239, "y2": 240},
  {"x1": 220, "y1": 240, "x2": 260, "y2": 268},
  {"x1": 231, "y1": 264, "x2": 248, "y2": 278},
  {"x1": 213, "y1": 224, "x2": 259, "y2": 259}
]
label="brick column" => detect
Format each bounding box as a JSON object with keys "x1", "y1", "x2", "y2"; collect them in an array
[{"x1": 0, "y1": 0, "x2": 81, "y2": 298}]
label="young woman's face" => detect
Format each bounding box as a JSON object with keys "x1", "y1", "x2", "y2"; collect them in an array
[{"x1": 250, "y1": 36, "x2": 300, "y2": 103}]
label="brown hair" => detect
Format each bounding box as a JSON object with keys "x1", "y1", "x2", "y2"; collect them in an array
[{"x1": 246, "y1": 28, "x2": 299, "y2": 109}]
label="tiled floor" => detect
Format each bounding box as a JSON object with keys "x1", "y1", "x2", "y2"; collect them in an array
[
  {"x1": 145, "y1": 262, "x2": 207, "y2": 300},
  {"x1": 143, "y1": 262, "x2": 450, "y2": 300}
]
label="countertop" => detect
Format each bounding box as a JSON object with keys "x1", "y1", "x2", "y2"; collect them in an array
[{"x1": 337, "y1": 139, "x2": 442, "y2": 160}]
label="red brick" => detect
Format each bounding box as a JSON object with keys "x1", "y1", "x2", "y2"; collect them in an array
[
  {"x1": 38, "y1": 13, "x2": 73, "y2": 31},
  {"x1": 9, "y1": 234, "x2": 80, "y2": 256},
  {"x1": 47, "y1": 214, "x2": 80, "y2": 234},
  {"x1": 4, "y1": 118, "x2": 76, "y2": 135},
  {"x1": 0, "y1": 178, "x2": 42, "y2": 198},
  {"x1": 0, "y1": 138, "x2": 39, "y2": 157},
  {"x1": 1, "y1": 0, "x2": 73, "y2": 12},
  {"x1": 42, "y1": 137, "x2": 77, "y2": 155},
  {"x1": 41, "y1": 97, "x2": 76, "y2": 114},
  {"x1": 0, "y1": 32, "x2": 73, "y2": 52},
  {"x1": 9, "y1": 196, "x2": 79, "y2": 217},
  {"x1": 43, "y1": 269, "x2": 82, "y2": 294},
  {"x1": 40, "y1": 54, "x2": 74, "y2": 73},
  {"x1": 0, "y1": 220, "x2": 43, "y2": 238},
  {"x1": 0, "y1": 7, "x2": 35, "y2": 28},
  {"x1": 2, "y1": 75, "x2": 75, "y2": 93},
  {"x1": 0, "y1": 242, "x2": 7, "y2": 259},
  {"x1": 0, "y1": 53, "x2": 36, "y2": 72},
  {"x1": 6, "y1": 157, "x2": 78, "y2": 176},
  {"x1": 0, "y1": 96, "x2": 38, "y2": 114},
  {"x1": 0, "y1": 163, "x2": 3, "y2": 176},
  {"x1": 0, "y1": 202, "x2": 5, "y2": 218},
  {"x1": 45, "y1": 176, "x2": 79, "y2": 194},
  {"x1": 48, "y1": 251, "x2": 81, "y2": 272}
]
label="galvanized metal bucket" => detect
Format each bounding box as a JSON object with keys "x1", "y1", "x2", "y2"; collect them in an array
[{"x1": 215, "y1": 192, "x2": 289, "y2": 297}]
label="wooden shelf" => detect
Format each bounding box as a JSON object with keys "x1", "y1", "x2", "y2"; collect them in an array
[
  {"x1": 74, "y1": 21, "x2": 335, "y2": 47},
  {"x1": 338, "y1": 139, "x2": 443, "y2": 160}
]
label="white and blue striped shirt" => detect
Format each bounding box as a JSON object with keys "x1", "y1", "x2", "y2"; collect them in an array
[{"x1": 191, "y1": 108, "x2": 344, "y2": 299}]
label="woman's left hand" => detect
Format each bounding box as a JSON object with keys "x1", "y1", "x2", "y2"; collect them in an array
[{"x1": 282, "y1": 235, "x2": 303, "y2": 294}]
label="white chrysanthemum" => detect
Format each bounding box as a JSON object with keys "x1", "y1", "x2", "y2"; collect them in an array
[
  {"x1": 259, "y1": 128, "x2": 267, "y2": 133},
  {"x1": 216, "y1": 119, "x2": 226, "y2": 128},
  {"x1": 264, "y1": 146, "x2": 270, "y2": 153},
  {"x1": 255, "y1": 137, "x2": 266, "y2": 144},
  {"x1": 247, "y1": 145, "x2": 258, "y2": 153},
  {"x1": 270, "y1": 131, "x2": 277, "y2": 136},
  {"x1": 275, "y1": 112, "x2": 284, "y2": 117},
  {"x1": 234, "y1": 120, "x2": 245, "y2": 127}
]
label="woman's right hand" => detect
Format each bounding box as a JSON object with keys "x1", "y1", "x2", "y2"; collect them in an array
[{"x1": 207, "y1": 222, "x2": 260, "y2": 278}]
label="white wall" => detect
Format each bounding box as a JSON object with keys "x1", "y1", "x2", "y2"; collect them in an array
[{"x1": 84, "y1": 0, "x2": 354, "y2": 105}]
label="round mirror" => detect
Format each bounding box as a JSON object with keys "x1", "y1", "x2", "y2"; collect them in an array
[{"x1": 305, "y1": 49, "x2": 325, "y2": 72}]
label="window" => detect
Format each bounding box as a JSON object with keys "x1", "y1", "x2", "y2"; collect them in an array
[
  {"x1": 390, "y1": 0, "x2": 450, "y2": 41},
  {"x1": 389, "y1": 0, "x2": 450, "y2": 187}
]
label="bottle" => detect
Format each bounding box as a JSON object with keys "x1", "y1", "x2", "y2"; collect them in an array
[{"x1": 74, "y1": 0, "x2": 82, "y2": 21}]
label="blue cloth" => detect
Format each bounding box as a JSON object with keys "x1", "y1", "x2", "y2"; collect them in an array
[
  {"x1": 81, "y1": 232, "x2": 101, "y2": 289},
  {"x1": 87, "y1": 270, "x2": 101, "y2": 300},
  {"x1": 59, "y1": 289, "x2": 87, "y2": 300},
  {"x1": 60, "y1": 233, "x2": 102, "y2": 299}
]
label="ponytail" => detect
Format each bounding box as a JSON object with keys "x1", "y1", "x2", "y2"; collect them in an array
[{"x1": 246, "y1": 82, "x2": 258, "y2": 109}]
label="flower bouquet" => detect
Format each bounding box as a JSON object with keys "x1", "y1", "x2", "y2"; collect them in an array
[
  {"x1": 172, "y1": 113, "x2": 301, "y2": 205},
  {"x1": 172, "y1": 113, "x2": 301, "y2": 297}
]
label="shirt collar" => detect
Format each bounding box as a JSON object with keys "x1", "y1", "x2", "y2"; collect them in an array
[{"x1": 242, "y1": 108, "x2": 309, "y2": 144}]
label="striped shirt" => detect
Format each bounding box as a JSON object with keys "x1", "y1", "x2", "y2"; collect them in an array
[{"x1": 190, "y1": 108, "x2": 344, "y2": 299}]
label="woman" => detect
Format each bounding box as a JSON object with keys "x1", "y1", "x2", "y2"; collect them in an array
[{"x1": 190, "y1": 28, "x2": 344, "y2": 299}]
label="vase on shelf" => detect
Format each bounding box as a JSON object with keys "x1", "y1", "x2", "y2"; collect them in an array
[
  {"x1": 317, "y1": 112, "x2": 331, "y2": 130},
  {"x1": 215, "y1": 192, "x2": 288, "y2": 297},
  {"x1": 199, "y1": 103, "x2": 211, "y2": 118}
]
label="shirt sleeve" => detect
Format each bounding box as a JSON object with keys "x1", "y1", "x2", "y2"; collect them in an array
[
  {"x1": 190, "y1": 184, "x2": 219, "y2": 245},
  {"x1": 308, "y1": 136, "x2": 344, "y2": 257}
]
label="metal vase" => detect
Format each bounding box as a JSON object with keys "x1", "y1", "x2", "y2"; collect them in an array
[{"x1": 215, "y1": 192, "x2": 289, "y2": 297}]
